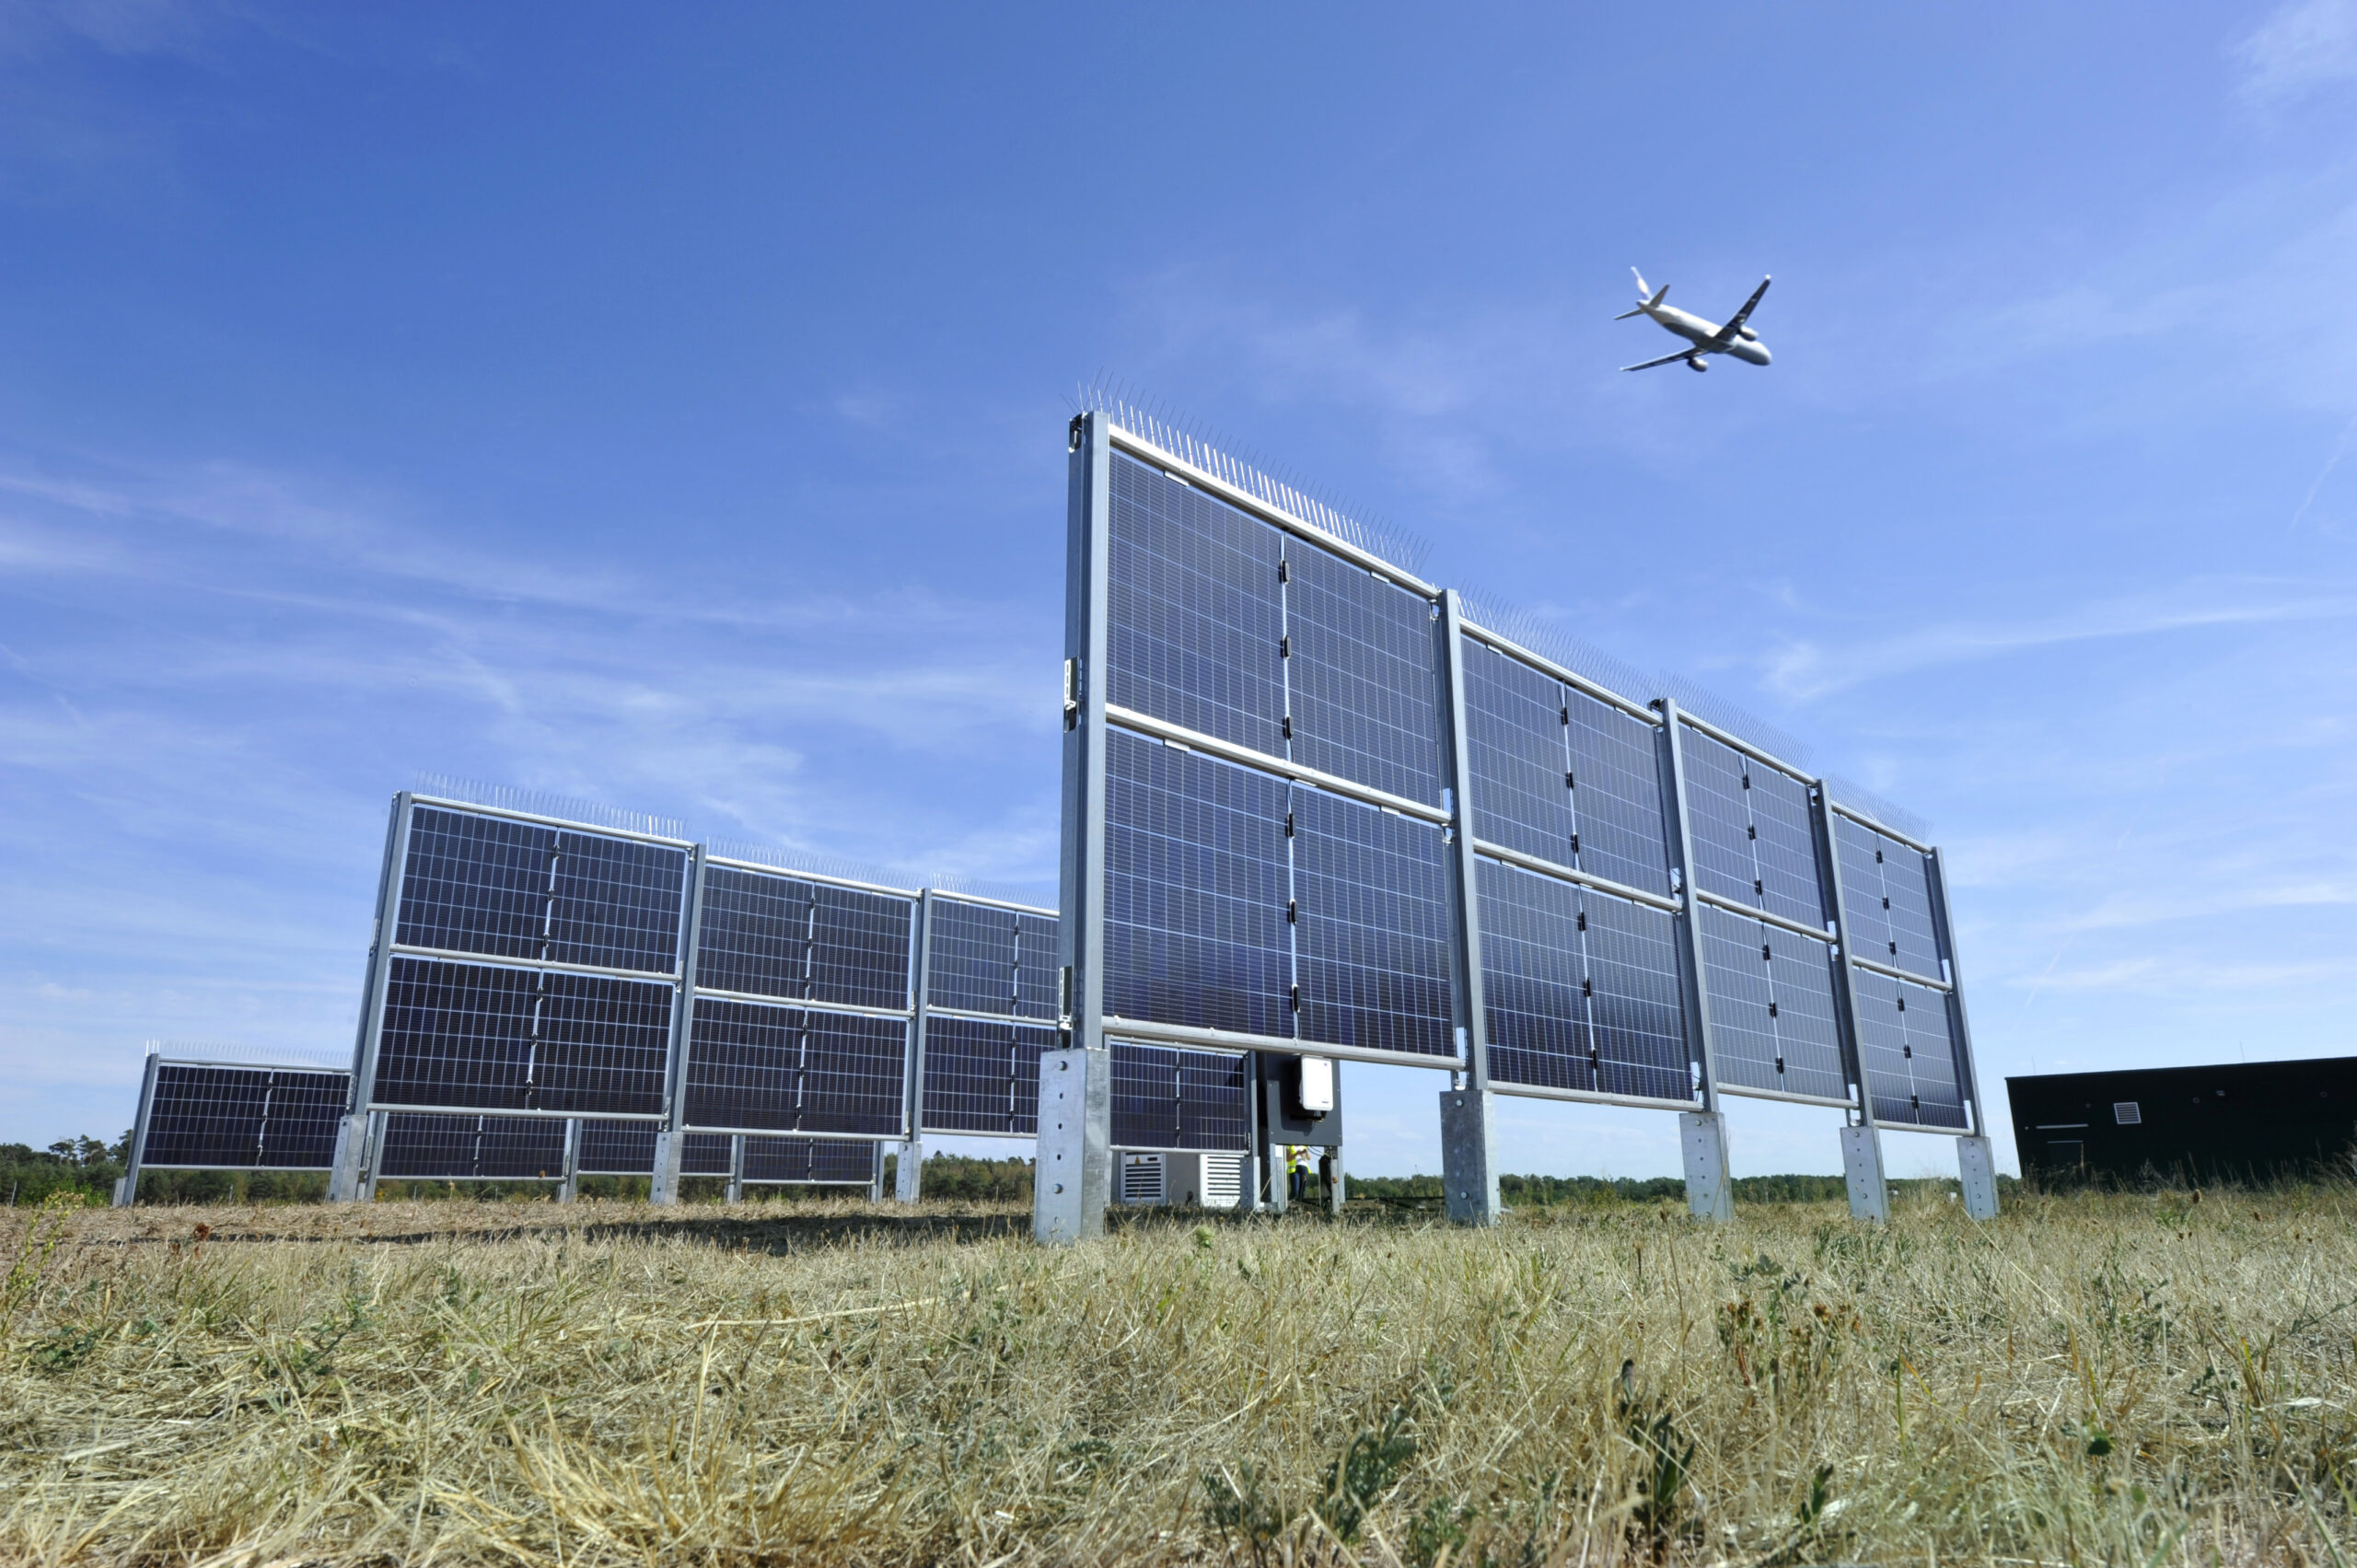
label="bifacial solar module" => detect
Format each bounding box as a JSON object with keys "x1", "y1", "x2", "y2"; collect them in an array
[
  {"x1": 1477, "y1": 859, "x2": 1694, "y2": 1101},
  {"x1": 373, "y1": 957, "x2": 673, "y2": 1117},
  {"x1": 1461, "y1": 637, "x2": 1674, "y2": 897},
  {"x1": 696, "y1": 866, "x2": 913, "y2": 1009},
  {"x1": 546, "y1": 830, "x2": 688, "y2": 973},
  {"x1": 577, "y1": 1118, "x2": 657, "y2": 1175},
  {"x1": 1109, "y1": 1041, "x2": 1251, "y2": 1151},
  {"x1": 1696, "y1": 905, "x2": 1849, "y2": 1102},
  {"x1": 1104, "y1": 727, "x2": 1293, "y2": 1038},
  {"x1": 742, "y1": 1135, "x2": 877, "y2": 1184},
  {"x1": 927, "y1": 899, "x2": 1023, "y2": 1016},
  {"x1": 1291, "y1": 786, "x2": 1454, "y2": 1058},
  {"x1": 1107, "y1": 452, "x2": 1286, "y2": 753},
  {"x1": 395, "y1": 807, "x2": 686, "y2": 974},
  {"x1": 1014, "y1": 912, "x2": 1060, "y2": 1020},
  {"x1": 1833, "y1": 818, "x2": 1945, "y2": 982},
  {"x1": 919, "y1": 1016, "x2": 1051, "y2": 1135},
  {"x1": 1850, "y1": 968, "x2": 1968, "y2": 1128},
  {"x1": 1678, "y1": 729, "x2": 1827, "y2": 928},
  {"x1": 680, "y1": 1132, "x2": 735, "y2": 1178},
  {"x1": 1282, "y1": 543, "x2": 1445, "y2": 805},
  {"x1": 680, "y1": 997, "x2": 905, "y2": 1136},
  {"x1": 140, "y1": 1064, "x2": 348, "y2": 1169},
  {"x1": 377, "y1": 1113, "x2": 569, "y2": 1180}
]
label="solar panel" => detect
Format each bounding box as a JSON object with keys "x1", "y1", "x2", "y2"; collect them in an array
[
  {"x1": 1104, "y1": 727, "x2": 1292, "y2": 1038},
  {"x1": 1478, "y1": 859, "x2": 1694, "y2": 1101},
  {"x1": 1833, "y1": 817, "x2": 1945, "y2": 982},
  {"x1": 1106, "y1": 452, "x2": 1286, "y2": 753},
  {"x1": 680, "y1": 1132, "x2": 734, "y2": 1178},
  {"x1": 679, "y1": 997, "x2": 905, "y2": 1136},
  {"x1": 1109, "y1": 1042, "x2": 1251, "y2": 1151},
  {"x1": 1850, "y1": 968, "x2": 1968, "y2": 1128},
  {"x1": 377, "y1": 1113, "x2": 569, "y2": 1180},
  {"x1": 696, "y1": 865, "x2": 913, "y2": 1008},
  {"x1": 919, "y1": 1016, "x2": 1051, "y2": 1135},
  {"x1": 1696, "y1": 905, "x2": 1848, "y2": 1102},
  {"x1": 1283, "y1": 542, "x2": 1445, "y2": 805},
  {"x1": 577, "y1": 1118, "x2": 657, "y2": 1175},
  {"x1": 742, "y1": 1135, "x2": 877, "y2": 1184},
  {"x1": 139, "y1": 1063, "x2": 348, "y2": 1169},
  {"x1": 1291, "y1": 786, "x2": 1454, "y2": 1058},
  {"x1": 373, "y1": 956, "x2": 673, "y2": 1117},
  {"x1": 1679, "y1": 728, "x2": 1827, "y2": 928},
  {"x1": 1461, "y1": 637, "x2": 1672, "y2": 896},
  {"x1": 395, "y1": 807, "x2": 686, "y2": 973},
  {"x1": 1014, "y1": 912, "x2": 1060, "y2": 1020}
]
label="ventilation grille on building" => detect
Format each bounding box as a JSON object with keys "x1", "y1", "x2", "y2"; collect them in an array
[
  {"x1": 2113, "y1": 1101, "x2": 2142, "y2": 1126},
  {"x1": 1199, "y1": 1155, "x2": 1244, "y2": 1210}
]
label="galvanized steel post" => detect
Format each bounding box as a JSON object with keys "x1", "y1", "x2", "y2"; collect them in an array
[
  {"x1": 331, "y1": 793, "x2": 411, "y2": 1202},
  {"x1": 897, "y1": 889, "x2": 934, "y2": 1203},
  {"x1": 1656, "y1": 703, "x2": 1734, "y2": 1222},
  {"x1": 1814, "y1": 789, "x2": 1888, "y2": 1224},
  {"x1": 113, "y1": 1051, "x2": 162, "y2": 1207},
  {"x1": 1927, "y1": 846, "x2": 1999, "y2": 1219},
  {"x1": 649, "y1": 845, "x2": 709, "y2": 1206},
  {"x1": 1435, "y1": 589, "x2": 1499, "y2": 1225},
  {"x1": 1039, "y1": 410, "x2": 1114, "y2": 1244}
]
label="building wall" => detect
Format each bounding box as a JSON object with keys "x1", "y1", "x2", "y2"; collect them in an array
[{"x1": 2007, "y1": 1057, "x2": 2357, "y2": 1187}]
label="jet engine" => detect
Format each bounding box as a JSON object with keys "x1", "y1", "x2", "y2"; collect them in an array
[
  {"x1": 1737, "y1": 327, "x2": 1759, "y2": 341},
  {"x1": 1686, "y1": 356, "x2": 1709, "y2": 372}
]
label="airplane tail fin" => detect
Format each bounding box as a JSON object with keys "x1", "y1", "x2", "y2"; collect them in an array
[{"x1": 1616, "y1": 267, "x2": 1668, "y2": 319}]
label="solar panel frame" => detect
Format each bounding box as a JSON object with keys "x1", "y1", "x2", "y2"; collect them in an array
[
  {"x1": 376, "y1": 1112, "x2": 572, "y2": 1180},
  {"x1": 134, "y1": 1060, "x2": 351, "y2": 1170}
]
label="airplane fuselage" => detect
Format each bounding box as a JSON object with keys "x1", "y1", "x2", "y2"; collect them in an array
[{"x1": 1641, "y1": 302, "x2": 1772, "y2": 366}]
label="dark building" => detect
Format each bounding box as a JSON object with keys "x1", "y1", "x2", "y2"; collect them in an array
[{"x1": 2008, "y1": 1056, "x2": 2357, "y2": 1188}]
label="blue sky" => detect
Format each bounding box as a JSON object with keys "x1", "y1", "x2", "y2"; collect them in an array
[{"x1": 5, "y1": 1, "x2": 2356, "y2": 1180}]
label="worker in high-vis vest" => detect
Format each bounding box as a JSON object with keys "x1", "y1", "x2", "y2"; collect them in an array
[{"x1": 1287, "y1": 1144, "x2": 1309, "y2": 1203}]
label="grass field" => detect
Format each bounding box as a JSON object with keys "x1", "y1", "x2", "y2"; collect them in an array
[{"x1": 3, "y1": 1187, "x2": 2353, "y2": 1566}]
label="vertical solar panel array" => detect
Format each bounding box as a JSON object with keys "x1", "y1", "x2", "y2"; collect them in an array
[
  {"x1": 919, "y1": 893, "x2": 1061, "y2": 1138},
  {"x1": 1073, "y1": 412, "x2": 1988, "y2": 1148},
  {"x1": 138, "y1": 1062, "x2": 349, "y2": 1169},
  {"x1": 683, "y1": 857, "x2": 914, "y2": 1139},
  {"x1": 1108, "y1": 1041, "x2": 1252, "y2": 1152},
  {"x1": 367, "y1": 801, "x2": 691, "y2": 1120}
]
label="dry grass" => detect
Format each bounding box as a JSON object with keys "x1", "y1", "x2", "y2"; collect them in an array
[{"x1": 3, "y1": 1186, "x2": 2354, "y2": 1566}]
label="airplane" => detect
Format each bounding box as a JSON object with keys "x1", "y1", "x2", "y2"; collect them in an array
[{"x1": 1616, "y1": 268, "x2": 1772, "y2": 372}]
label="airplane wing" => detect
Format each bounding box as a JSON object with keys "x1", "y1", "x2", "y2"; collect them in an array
[
  {"x1": 1620, "y1": 349, "x2": 1695, "y2": 372},
  {"x1": 1713, "y1": 275, "x2": 1771, "y2": 342}
]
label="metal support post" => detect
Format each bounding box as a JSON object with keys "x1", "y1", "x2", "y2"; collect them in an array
[
  {"x1": 868, "y1": 1140, "x2": 885, "y2": 1202},
  {"x1": 555, "y1": 1117, "x2": 581, "y2": 1204},
  {"x1": 331, "y1": 794, "x2": 411, "y2": 1202},
  {"x1": 1323, "y1": 1146, "x2": 1343, "y2": 1215},
  {"x1": 358, "y1": 1109, "x2": 386, "y2": 1202},
  {"x1": 113, "y1": 1051, "x2": 161, "y2": 1207},
  {"x1": 650, "y1": 845, "x2": 709, "y2": 1207},
  {"x1": 1042, "y1": 411, "x2": 1115, "y2": 1244},
  {"x1": 1240, "y1": 1056, "x2": 1264, "y2": 1213},
  {"x1": 1435, "y1": 590, "x2": 1499, "y2": 1226},
  {"x1": 1927, "y1": 847, "x2": 1999, "y2": 1220},
  {"x1": 1814, "y1": 788, "x2": 1889, "y2": 1224},
  {"x1": 725, "y1": 1135, "x2": 745, "y2": 1204},
  {"x1": 1657, "y1": 703, "x2": 1733, "y2": 1223},
  {"x1": 1266, "y1": 1142, "x2": 1289, "y2": 1215},
  {"x1": 897, "y1": 889, "x2": 934, "y2": 1204},
  {"x1": 1033, "y1": 1045, "x2": 1109, "y2": 1242}
]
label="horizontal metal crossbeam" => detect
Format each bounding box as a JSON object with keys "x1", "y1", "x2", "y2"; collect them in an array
[
  {"x1": 1106, "y1": 704, "x2": 1452, "y2": 824},
  {"x1": 1849, "y1": 952, "x2": 1953, "y2": 992},
  {"x1": 1105, "y1": 1015, "x2": 1463, "y2": 1072},
  {"x1": 1473, "y1": 839, "x2": 1681, "y2": 913},
  {"x1": 1689, "y1": 886, "x2": 1838, "y2": 943},
  {"x1": 388, "y1": 944, "x2": 679, "y2": 985}
]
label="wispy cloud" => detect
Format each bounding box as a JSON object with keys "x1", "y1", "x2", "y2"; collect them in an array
[{"x1": 2235, "y1": 0, "x2": 2357, "y2": 104}]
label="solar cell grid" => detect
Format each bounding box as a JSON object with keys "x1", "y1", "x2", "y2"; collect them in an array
[
  {"x1": 1106, "y1": 453, "x2": 1286, "y2": 754},
  {"x1": 1478, "y1": 859, "x2": 1595, "y2": 1094},
  {"x1": 1014, "y1": 912, "x2": 1060, "y2": 1020},
  {"x1": 1833, "y1": 818, "x2": 1944, "y2": 982},
  {"x1": 142, "y1": 1064, "x2": 348, "y2": 1169},
  {"x1": 1852, "y1": 969, "x2": 1968, "y2": 1128},
  {"x1": 1104, "y1": 728, "x2": 1293, "y2": 1039},
  {"x1": 1282, "y1": 542, "x2": 1446, "y2": 806},
  {"x1": 396, "y1": 807, "x2": 552, "y2": 960},
  {"x1": 680, "y1": 1132, "x2": 734, "y2": 1178},
  {"x1": 926, "y1": 899, "x2": 1021, "y2": 1016},
  {"x1": 1109, "y1": 1042, "x2": 1251, "y2": 1151},
  {"x1": 695, "y1": 865, "x2": 816, "y2": 1000},
  {"x1": 809, "y1": 883, "x2": 913, "y2": 1010},
  {"x1": 373, "y1": 957, "x2": 672, "y2": 1117},
  {"x1": 742, "y1": 1135, "x2": 877, "y2": 1184},
  {"x1": 1563, "y1": 689, "x2": 1674, "y2": 895},
  {"x1": 1678, "y1": 728, "x2": 1827, "y2": 927},
  {"x1": 577, "y1": 1119, "x2": 656, "y2": 1175},
  {"x1": 545, "y1": 830, "x2": 686, "y2": 973},
  {"x1": 680, "y1": 998, "x2": 904, "y2": 1136},
  {"x1": 1697, "y1": 906, "x2": 1848, "y2": 1102},
  {"x1": 1291, "y1": 787, "x2": 1454, "y2": 1058},
  {"x1": 1462, "y1": 638, "x2": 1576, "y2": 867},
  {"x1": 918, "y1": 1016, "x2": 1051, "y2": 1135},
  {"x1": 377, "y1": 1113, "x2": 569, "y2": 1180},
  {"x1": 1581, "y1": 887, "x2": 1696, "y2": 1102}
]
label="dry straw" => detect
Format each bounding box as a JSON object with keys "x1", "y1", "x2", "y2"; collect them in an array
[{"x1": 2, "y1": 1187, "x2": 2353, "y2": 1565}]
